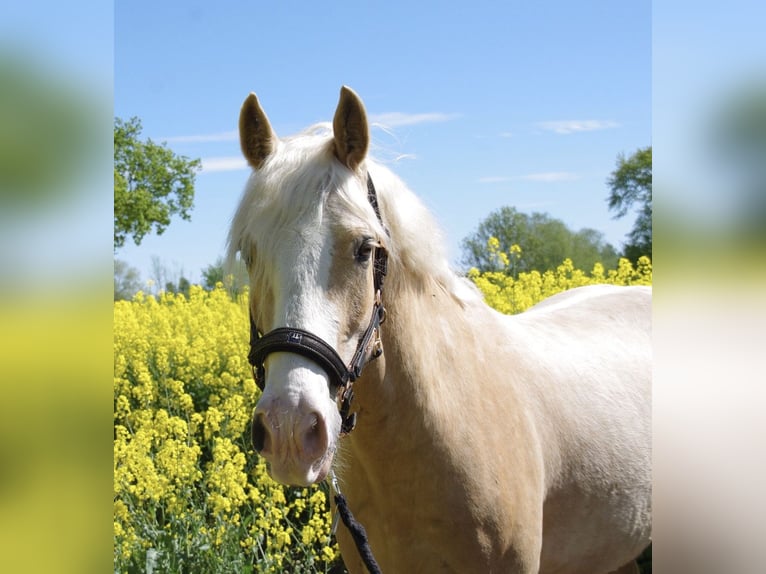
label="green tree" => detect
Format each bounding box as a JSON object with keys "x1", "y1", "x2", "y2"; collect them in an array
[
  {"x1": 148, "y1": 255, "x2": 194, "y2": 297},
  {"x1": 114, "y1": 117, "x2": 200, "y2": 250},
  {"x1": 0, "y1": 55, "x2": 93, "y2": 208},
  {"x1": 165, "y1": 276, "x2": 191, "y2": 298},
  {"x1": 461, "y1": 206, "x2": 618, "y2": 273},
  {"x1": 114, "y1": 259, "x2": 142, "y2": 300},
  {"x1": 201, "y1": 258, "x2": 225, "y2": 289},
  {"x1": 201, "y1": 256, "x2": 249, "y2": 296},
  {"x1": 607, "y1": 146, "x2": 652, "y2": 262}
]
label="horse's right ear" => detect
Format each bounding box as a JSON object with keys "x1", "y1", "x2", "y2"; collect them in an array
[{"x1": 239, "y1": 93, "x2": 277, "y2": 169}]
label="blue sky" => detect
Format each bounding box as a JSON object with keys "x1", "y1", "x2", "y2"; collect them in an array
[{"x1": 115, "y1": 1, "x2": 650, "y2": 286}]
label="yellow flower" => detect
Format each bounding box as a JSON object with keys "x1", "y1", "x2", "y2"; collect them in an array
[
  {"x1": 322, "y1": 545, "x2": 340, "y2": 562},
  {"x1": 204, "y1": 406, "x2": 223, "y2": 441},
  {"x1": 114, "y1": 285, "x2": 344, "y2": 570},
  {"x1": 272, "y1": 526, "x2": 293, "y2": 549},
  {"x1": 469, "y1": 253, "x2": 653, "y2": 314}
]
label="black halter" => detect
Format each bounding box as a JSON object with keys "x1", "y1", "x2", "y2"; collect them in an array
[{"x1": 248, "y1": 173, "x2": 388, "y2": 435}]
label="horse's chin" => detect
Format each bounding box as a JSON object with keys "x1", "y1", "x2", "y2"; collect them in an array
[
  {"x1": 268, "y1": 450, "x2": 335, "y2": 486},
  {"x1": 311, "y1": 455, "x2": 333, "y2": 484}
]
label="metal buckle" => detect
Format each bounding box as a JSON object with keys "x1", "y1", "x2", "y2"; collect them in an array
[{"x1": 330, "y1": 471, "x2": 342, "y2": 536}]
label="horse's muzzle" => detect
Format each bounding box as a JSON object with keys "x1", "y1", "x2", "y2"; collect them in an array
[{"x1": 251, "y1": 397, "x2": 333, "y2": 486}]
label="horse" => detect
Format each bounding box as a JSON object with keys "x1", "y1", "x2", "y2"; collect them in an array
[{"x1": 228, "y1": 86, "x2": 651, "y2": 574}]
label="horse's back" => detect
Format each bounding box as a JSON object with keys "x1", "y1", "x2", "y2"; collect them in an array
[
  {"x1": 519, "y1": 284, "x2": 651, "y2": 380},
  {"x1": 506, "y1": 284, "x2": 652, "y2": 573},
  {"x1": 527, "y1": 283, "x2": 650, "y2": 321}
]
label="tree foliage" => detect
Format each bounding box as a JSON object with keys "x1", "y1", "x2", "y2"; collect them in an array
[
  {"x1": 114, "y1": 259, "x2": 142, "y2": 301},
  {"x1": 201, "y1": 256, "x2": 249, "y2": 296},
  {"x1": 607, "y1": 146, "x2": 652, "y2": 262},
  {"x1": 461, "y1": 206, "x2": 618, "y2": 273},
  {"x1": 114, "y1": 117, "x2": 201, "y2": 250},
  {"x1": 0, "y1": 54, "x2": 93, "y2": 208}
]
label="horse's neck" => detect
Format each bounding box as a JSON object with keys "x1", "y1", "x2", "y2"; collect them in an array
[
  {"x1": 344, "y1": 274, "x2": 487, "y2": 481},
  {"x1": 337, "y1": 274, "x2": 545, "y2": 571}
]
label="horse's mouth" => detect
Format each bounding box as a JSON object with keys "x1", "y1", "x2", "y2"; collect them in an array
[
  {"x1": 264, "y1": 443, "x2": 336, "y2": 486},
  {"x1": 309, "y1": 443, "x2": 336, "y2": 483}
]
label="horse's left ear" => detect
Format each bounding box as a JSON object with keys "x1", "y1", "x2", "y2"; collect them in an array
[{"x1": 333, "y1": 86, "x2": 369, "y2": 171}]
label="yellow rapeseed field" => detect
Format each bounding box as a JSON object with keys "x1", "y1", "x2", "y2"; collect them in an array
[{"x1": 114, "y1": 286, "x2": 340, "y2": 573}]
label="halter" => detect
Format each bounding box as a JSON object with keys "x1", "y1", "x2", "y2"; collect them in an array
[{"x1": 248, "y1": 173, "x2": 388, "y2": 435}]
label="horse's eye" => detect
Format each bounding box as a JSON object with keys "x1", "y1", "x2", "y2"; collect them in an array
[{"x1": 355, "y1": 238, "x2": 375, "y2": 264}]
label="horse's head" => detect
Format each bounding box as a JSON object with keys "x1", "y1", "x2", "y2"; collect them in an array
[{"x1": 230, "y1": 87, "x2": 387, "y2": 486}]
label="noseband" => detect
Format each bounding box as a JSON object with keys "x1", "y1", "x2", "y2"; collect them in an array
[{"x1": 247, "y1": 173, "x2": 388, "y2": 435}]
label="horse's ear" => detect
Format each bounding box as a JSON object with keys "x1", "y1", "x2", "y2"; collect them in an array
[
  {"x1": 333, "y1": 86, "x2": 369, "y2": 171},
  {"x1": 239, "y1": 93, "x2": 277, "y2": 170}
]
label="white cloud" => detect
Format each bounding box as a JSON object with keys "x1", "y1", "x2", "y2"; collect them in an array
[
  {"x1": 200, "y1": 156, "x2": 248, "y2": 173},
  {"x1": 163, "y1": 130, "x2": 238, "y2": 143},
  {"x1": 369, "y1": 112, "x2": 459, "y2": 128},
  {"x1": 536, "y1": 120, "x2": 620, "y2": 135}
]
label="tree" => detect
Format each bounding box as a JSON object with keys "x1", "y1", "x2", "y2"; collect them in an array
[
  {"x1": 114, "y1": 259, "x2": 142, "y2": 300},
  {"x1": 201, "y1": 256, "x2": 249, "y2": 296},
  {"x1": 114, "y1": 117, "x2": 201, "y2": 250},
  {"x1": 0, "y1": 54, "x2": 93, "y2": 209},
  {"x1": 165, "y1": 276, "x2": 191, "y2": 298},
  {"x1": 461, "y1": 206, "x2": 618, "y2": 273},
  {"x1": 607, "y1": 146, "x2": 652, "y2": 262},
  {"x1": 148, "y1": 255, "x2": 192, "y2": 297},
  {"x1": 201, "y1": 258, "x2": 225, "y2": 289}
]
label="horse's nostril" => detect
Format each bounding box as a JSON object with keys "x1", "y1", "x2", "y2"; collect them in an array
[
  {"x1": 302, "y1": 412, "x2": 328, "y2": 459},
  {"x1": 251, "y1": 413, "x2": 267, "y2": 452}
]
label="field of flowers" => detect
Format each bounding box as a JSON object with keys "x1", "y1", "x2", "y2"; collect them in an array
[
  {"x1": 114, "y1": 286, "x2": 341, "y2": 573},
  {"x1": 113, "y1": 241, "x2": 651, "y2": 573}
]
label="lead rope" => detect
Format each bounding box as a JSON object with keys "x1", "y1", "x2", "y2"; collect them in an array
[{"x1": 331, "y1": 472, "x2": 383, "y2": 574}]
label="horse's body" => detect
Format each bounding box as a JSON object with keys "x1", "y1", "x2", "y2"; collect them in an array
[{"x1": 229, "y1": 87, "x2": 651, "y2": 573}]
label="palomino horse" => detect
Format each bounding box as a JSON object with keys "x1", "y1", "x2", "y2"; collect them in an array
[{"x1": 228, "y1": 86, "x2": 651, "y2": 573}]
